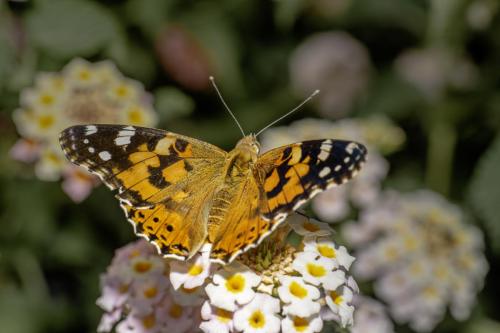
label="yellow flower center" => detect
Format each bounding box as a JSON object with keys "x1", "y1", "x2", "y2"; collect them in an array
[
  {"x1": 38, "y1": 115, "x2": 55, "y2": 129},
  {"x1": 423, "y1": 286, "x2": 438, "y2": 298},
  {"x1": 115, "y1": 85, "x2": 130, "y2": 97},
  {"x1": 133, "y1": 261, "x2": 152, "y2": 273},
  {"x1": 215, "y1": 308, "x2": 233, "y2": 323},
  {"x1": 248, "y1": 310, "x2": 266, "y2": 328},
  {"x1": 330, "y1": 291, "x2": 343, "y2": 305},
  {"x1": 78, "y1": 69, "x2": 91, "y2": 81},
  {"x1": 384, "y1": 246, "x2": 398, "y2": 260},
  {"x1": 39, "y1": 94, "x2": 55, "y2": 106},
  {"x1": 293, "y1": 316, "x2": 309, "y2": 332},
  {"x1": 128, "y1": 108, "x2": 144, "y2": 124},
  {"x1": 188, "y1": 264, "x2": 204, "y2": 276},
  {"x1": 118, "y1": 284, "x2": 129, "y2": 294},
  {"x1": 225, "y1": 274, "x2": 246, "y2": 293},
  {"x1": 306, "y1": 263, "x2": 326, "y2": 278},
  {"x1": 143, "y1": 287, "x2": 158, "y2": 298},
  {"x1": 289, "y1": 281, "x2": 308, "y2": 299},
  {"x1": 317, "y1": 245, "x2": 336, "y2": 258},
  {"x1": 142, "y1": 314, "x2": 156, "y2": 329},
  {"x1": 303, "y1": 222, "x2": 320, "y2": 232},
  {"x1": 169, "y1": 303, "x2": 184, "y2": 319}
]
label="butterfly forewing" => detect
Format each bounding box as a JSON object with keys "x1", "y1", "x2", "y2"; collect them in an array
[{"x1": 257, "y1": 139, "x2": 367, "y2": 221}]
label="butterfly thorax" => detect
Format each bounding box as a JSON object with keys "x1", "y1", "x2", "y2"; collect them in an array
[
  {"x1": 207, "y1": 135, "x2": 261, "y2": 242},
  {"x1": 224, "y1": 135, "x2": 260, "y2": 180}
]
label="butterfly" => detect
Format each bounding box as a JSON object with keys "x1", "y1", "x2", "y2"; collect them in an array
[{"x1": 59, "y1": 124, "x2": 366, "y2": 264}]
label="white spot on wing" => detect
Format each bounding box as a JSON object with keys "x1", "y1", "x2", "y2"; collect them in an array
[
  {"x1": 335, "y1": 165, "x2": 342, "y2": 172},
  {"x1": 318, "y1": 150, "x2": 329, "y2": 161},
  {"x1": 85, "y1": 125, "x2": 97, "y2": 135},
  {"x1": 344, "y1": 157, "x2": 351, "y2": 163},
  {"x1": 83, "y1": 139, "x2": 89, "y2": 144},
  {"x1": 99, "y1": 151, "x2": 111, "y2": 161},
  {"x1": 115, "y1": 136, "x2": 131, "y2": 146},
  {"x1": 346, "y1": 142, "x2": 358, "y2": 154},
  {"x1": 88, "y1": 147, "x2": 95, "y2": 153},
  {"x1": 319, "y1": 167, "x2": 331, "y2": 178}
]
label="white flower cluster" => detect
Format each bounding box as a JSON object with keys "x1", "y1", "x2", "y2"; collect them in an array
[
  {"x1": 97, "y1": 215, "x2": 359, "y2": 333},
  {"x1": 97, "y1": 240, "x2": 206, "y2": 333},
  {"x1": 11, "y1": 58, "x2": 158, "y2": 202},
  {"x1": 344, "y1": 190, "x2": 488, "y2": 332},
  {"x1": 260, "y1": 117, "x2": 404, "y2": 222}
]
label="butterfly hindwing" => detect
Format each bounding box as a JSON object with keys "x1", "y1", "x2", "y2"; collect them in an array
[{"x1": 257, "y1": 139, "x2": 367, "y2": 221}]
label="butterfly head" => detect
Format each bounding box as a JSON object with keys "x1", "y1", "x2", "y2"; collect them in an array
[{"x1": 234, "y1": 134, "x2": 260, "y2": 164}]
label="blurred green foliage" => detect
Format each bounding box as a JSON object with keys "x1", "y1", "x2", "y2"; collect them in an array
[{"x1": 0, "y1": 0, "x2": 500, "y2": 332}]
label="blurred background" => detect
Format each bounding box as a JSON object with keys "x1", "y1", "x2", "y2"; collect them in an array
[{"x1": 0, "y1": 0, "x2": 499, "y2": 332}]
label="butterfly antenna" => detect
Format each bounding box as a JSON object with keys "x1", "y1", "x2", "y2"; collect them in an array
[
  {"x1": 255, "y1": 89, "x2": 320, "y2": 137},
  {"x1": 209, "y1": 76, "x2": 246, "y2": 137}
]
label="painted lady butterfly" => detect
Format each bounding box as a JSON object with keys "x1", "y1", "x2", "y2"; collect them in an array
[{"x1": 60, "y1": 124, "x2": 366, "y2": 264}]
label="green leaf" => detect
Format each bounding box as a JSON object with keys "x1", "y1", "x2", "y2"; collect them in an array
[
  {"x1": 0, "y1": 20, "x2": 16, "y2": 91},
  {"x1": 154, "y1": 87, "x2": 195, "y2": 124},
  {"x1": 125, "y1": 0, "x2": 172, "y2": 38},
  {"x1": 105, "y1": 30, "x2": 156, "y2": 83},
  {"x1": 274, "y1": 0, "x2": 306, "y2": 31},
  {"x1": 26, "y1": 0, "x2": 118, "y2": 59},
  {"x1": 468, "y1": 135, "x2": 500, "y2": 253}
]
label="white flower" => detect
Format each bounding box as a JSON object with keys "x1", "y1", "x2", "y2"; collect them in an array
[
  {"x1": 277, "y1": 276, "x2": 321, "y2": 317},
  {"x1": 303, "y1": 236, "x2": 355, "y2": 270},
  {"x1": 199, "y1": 301, "x2": 234, "y2": 333},
  {"x1": 325, "y1": 286, "x2": 354, "y2": 327},
  {"x1": 156, "y1": 296, "x2": 194, "y2": 333},
  {"x1": 281, "y1": 314, "x2": 323, "y2": 333},
  {"x1": 205, "y1": 262, "x2": 261, "y2": 311},
  {"x1": 292, "y1": 252, "x2": 346, "y2": 290},
  {"x1": 170, "y1": 251, "x2": 211, "y2": 290},
  {"x1": 169, "y1": 285, "x2": 206, "y2": 306},
  {"x1": 287, "y1": 214, "x2": 333, "y2": 237},
  {"x1": 351, "y1": 296, "x2": 394, "y2": 333},
  {"x1": 395, "y1": 48, "x2": 477, "y2": 100},
  {"x1": 128, "y1": 277, "x2": 169, "y2": 316},
  {"x1": 233, "y1": 293, "x2": 281, "y2": 333}
]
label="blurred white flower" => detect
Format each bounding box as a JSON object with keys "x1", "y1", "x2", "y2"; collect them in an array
[
  {"x1": 290, "y1": 32, "x2": 371, "y2": 118},
  {"x1": 466, "y1": 0, "x2": 498, "y2": 30},
  {"x1": 261, "y1": 117, "x2": 401, "y2": 222},
  {"x1": 394, "y1": 48, "x2": 478, "y2": 100},
  {"x1": 344, "y1": 190, "x2": 488, "y2": 332},
  {"x1": 12, "y1": 58, "x2": 158, "y2": 202},
  {"x1": 351, "y1": 296, "x2": 394, "y2": 333}
]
